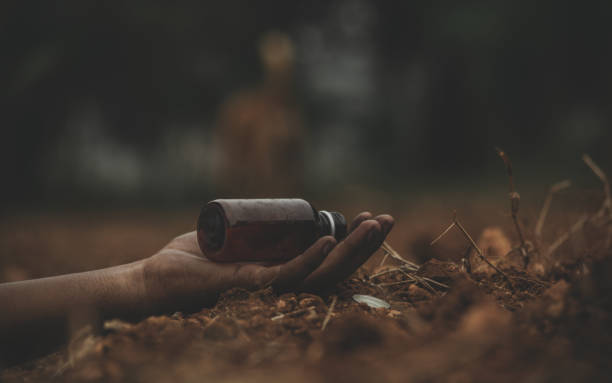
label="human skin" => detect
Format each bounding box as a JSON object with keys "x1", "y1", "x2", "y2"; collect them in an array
[{"x1": 0, "y1": 212, "x2": 393, "y2": 365}]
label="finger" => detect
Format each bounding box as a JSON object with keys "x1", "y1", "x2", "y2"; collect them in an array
[
  {"x1": 373, "y1": 214, "x2": 394, "y2": 237},
  {"x1": 270, "y1": 236, "x2": 337, "y2": 292},
  {"x1": 300, "y1": 219, "x2": 386, "y2": 292},
  {"x1": 349, "y1": 212, "x2": 373, "y2": 233}
]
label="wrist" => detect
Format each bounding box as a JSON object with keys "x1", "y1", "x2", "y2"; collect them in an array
[
  {"x1": 141, "y1": 252, "x2": 222, "y2": 314},
  {"x1": 92, "y1": 259, "x2": 150, "y2": 320}
]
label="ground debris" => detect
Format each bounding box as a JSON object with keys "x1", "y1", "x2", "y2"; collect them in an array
[{"x1": 4, "y1": 198, "x2": 612, "y2": 381}]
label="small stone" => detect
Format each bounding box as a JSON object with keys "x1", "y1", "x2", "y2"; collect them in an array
[
  {"x1": 352, "y1": 294, "x2": 391, "y2": 309},
  {"x1": 387, "y1": 310, "x2": 402, "y2": 318}
]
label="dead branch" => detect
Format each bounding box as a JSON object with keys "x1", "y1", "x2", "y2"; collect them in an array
[
  {"x1": 369, "y1": 267, "x2": 403, "y2": 279},
  {"x1": 453, "y1": 218, "x2": 514, "y2": 286},
  {"x1": 583, "y1": 154, "x2": 611, "y2": 200},
  {"x1": 496, "y1": 148, "x2": 527, "y2": 251},
  {"x1": 321, "y1": 296, "x2": 337, "y2": 331},
  {"x1": 535, "y1": 180, "x2": 571, "y2": 239},
  {"x1": 543, "y1": 155, "x2": 611, "y2": 258},
  {"x1": 381, "y1": 241, "x2": 420, "y2": 270},
  {"x1": 431, "y1": 211, "x2": 514, "y2": 287},
  {"x1": 370, "y1": 265, "x2": 448, "y2": 292},
  {"x1": 546, "y1": 214, "x2": 589, "y2": 257},
  {"x1": 378, "y1": 280, "x2": 415, "y2": 287},
  {"x1": 398, "y1": 269, "x2": 437, "y2": 293},
  {"x1": 369, "y1": 246, "x2": 449, "y2": 293},
  {"x1": 583, "y1": 154, "x2": 612, "y2": 223},
  {"x1": 271, "y1": 306, "x2": 315, "y2": 321},
  {"x1": 584, "y1": 154, "x2": 612, "y2": 249},
  {"x1": 430, "y1": 222, "x2": 456, "y2": 246},
  {"x1": 496, "y1": 147, "x2": 515, "y2": 192},
  {"x1": 379, "y1": 251, "x2": 389, "y2": 266}
]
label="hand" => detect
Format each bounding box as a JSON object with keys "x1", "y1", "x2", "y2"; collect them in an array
[
  {"x1": 0, "y1": 212, "x2": 393, "y2": 364},
  {"x1": 143, "y1": 212, "x2": 394, "y2": 312}
]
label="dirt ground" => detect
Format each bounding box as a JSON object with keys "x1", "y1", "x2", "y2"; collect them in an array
[{"x1": 1, "y1": 185, "x2": 612, "y2": 382}]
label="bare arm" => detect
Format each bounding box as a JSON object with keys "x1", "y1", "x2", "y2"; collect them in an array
[
  {"x1": 0, "y1": 213, "x2": 393, "y2": 365},
  {"x1": 0, "y1": 261, "x2": 150, "y2": 365}
]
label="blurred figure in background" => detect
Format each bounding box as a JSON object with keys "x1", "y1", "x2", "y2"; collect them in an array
[{"x1": 214, "y1": 31, "x2": 305, "y2": 197}]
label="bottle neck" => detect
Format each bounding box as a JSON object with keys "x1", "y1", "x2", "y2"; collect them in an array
[{"x1": 317, "y1": 210, "x2": 347, "y2": 241}]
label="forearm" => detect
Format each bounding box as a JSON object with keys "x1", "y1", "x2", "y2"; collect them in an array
[{"x1": 0, "y1": 260, "x2": 149, "y2": 365}]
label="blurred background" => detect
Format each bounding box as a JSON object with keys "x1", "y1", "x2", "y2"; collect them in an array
[{"x1": 1, "y1": 0, "x2": 612, "y2": 279}]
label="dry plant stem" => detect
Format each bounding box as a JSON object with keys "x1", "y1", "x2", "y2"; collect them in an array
[
  {"x1": 583, "y1": 154, "x2": 611, "y2": 207},
  {"x1": 510, "y1": 275, "x2": 550, "y2": 287},
  {"x1": 535, "y1": 180, "x2": 571, "y2": 239},
  {"x1": 381, "y1": 241, "x2": 420, "y2": 269},
  {"x1": 271, "y1": 306, "x2": 315, "y2": 321},
  {"x1": 400, "y1": 271, "x2": 436, "y2": 293},
  {"x1": 546, "y1": 215, "x2": 589, "y2": 258},
  {"x1": 369, "y1": 267, "x2": 403, "y2": 279},
  {"x1": 430, "y1": 212, "x2": 512, "y2": 286},
  {"x1": 370, "y1": 267, "x2": 448, "y2": 292},
  {"x1": 496, "y1": 147, "x2": 527, "y2": 251},
  {"x1": 430, "y1": 222, "x2": 456, "y2": 246},
  {"x1": 583, "y1": 154, "x2": 612, "y2": 249},
  {"x1": 369, "y1": 244, "x2": 449, "y2": 293},
  {"x1": 378, "y1": 281, "x2": 414, "y2": 287},
  {"x1": 546, "y1": 156, "x2": 612, "y2": 257},
  {"x1": 545, "y1": 155, "x2": 612, "y2": 255},
  {"x1": 366, "y1": 281, "x2": 387, "y2": 295},
  {"x1": 583, "y1": 154, "x2": 612, "y2": 222},
  {"x1": 512, "y1": 214, "x2": 526, "y2": 251},
  {"x1": 379, "y1": 252, "x2": 389, "y2": 267},
  {"x1": 496, "y1": 147, "x2": 516, "y2": 192},
  {"x1": 421, "y1": 276, "x2": 449, "y2": 289},
  {"x1": 399, "y1": 271, "x2": 437, "y2": 293},
  {"x1": 453, "y1": 218, "x2": 513, "y2": 286},
  {"x1": 321, "y1": 295, "x2": 337, "y2": 331}
]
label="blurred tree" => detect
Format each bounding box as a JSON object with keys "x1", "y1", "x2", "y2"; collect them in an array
[
  {"x1": 2, "y1": 0, "x2": 612, "y2": 207},
  {"x1": 214, "y1": 32, "x2": 304, "y2": 197}
]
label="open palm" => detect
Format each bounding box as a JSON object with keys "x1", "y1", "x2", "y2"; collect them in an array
[{"x1": 142, "y1": 212, "x2": 393, "y2": 312}]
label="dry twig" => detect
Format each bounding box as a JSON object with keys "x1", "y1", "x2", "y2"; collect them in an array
[
  {"x1": 430, "y1": 222, "x2": 456, "y2": 246},
  {"x1": 546, "y1": 214, "x2": 589, "y2": 257},
  {"x1": 370, "y1": 243, "x2": 449, "y2": 293},
  {"x1": 381, "y1": 241, "x2": 420, "y2": 270},
  {"x1": 271, "y1": 306, "x2": 315, "y2": 321},
  {"x1": 370, "y1": 265, "x2": 445, "y2": 293},
  {"x1": 496, "y1": 148, "x2": 527, "y2": 252},
  {"x1": 369, "y1": 267, "x2": 403, "y2": 279},
  {"x1": 321, "y1": 296, "x2": 337, "y2": 331},
  {"x1": 379, "y1": 252, "x2": 389, "y2": 266},
  {"x1": 546, "y1": 155, "x2": 612, "y2": 256},
  {"x1": 453, "y1": 218, "x2": 514, "y2": 286},
  {"x1": 399, "y1": 270, "x2": 437, "y2": 293},
  {"x1": 535, "y1": 180, "x2": 571, "y2": 239},
  {"x1": 583, "y1": 154, "x2": 612, "y2": 223},
  {"x1": 431, "y1": 211, "x2": 514, "y2": 287},
  {"x1": 583, "y1": 154, "x2": 612, "y2": 249}
]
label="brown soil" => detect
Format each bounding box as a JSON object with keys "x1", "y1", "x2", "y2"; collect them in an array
[{"x1": 1, "y1": 196, "x2": 612, "y2": 382}]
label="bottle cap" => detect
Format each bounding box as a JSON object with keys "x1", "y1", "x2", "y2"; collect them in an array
[{"x1": 319, "y1": 210, "x2": 347, "y2": 241}]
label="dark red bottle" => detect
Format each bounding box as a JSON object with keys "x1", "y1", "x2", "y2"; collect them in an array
[{"x1": 197, "y1": 199, "x2": 347, "y2": 262}]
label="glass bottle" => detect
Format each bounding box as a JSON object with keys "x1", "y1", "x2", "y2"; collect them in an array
[{"x1": 197, "y1": 199, "x2": 347, "y2": 262}]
